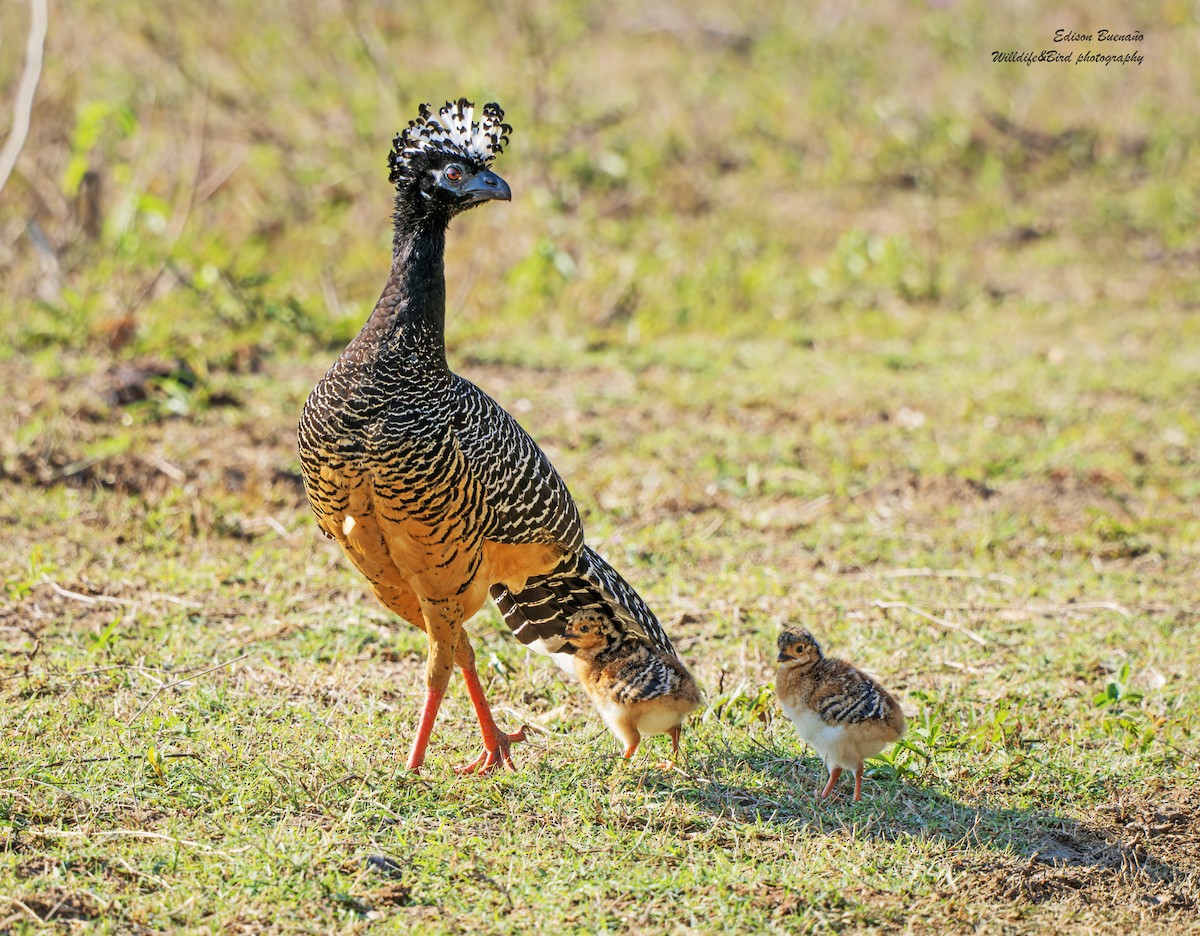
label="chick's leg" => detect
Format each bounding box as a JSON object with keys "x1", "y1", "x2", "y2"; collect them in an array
[
  {"x1": 819, "y1": 766, "x2": 843, "y2": 799},
  {"x1": 406, "y1": 600, "x2": 460, "y2": 773},
  {"x1": 453, "y1": 637, "x2": 526, "y2": 775},
  {"x1": 853, "y1": 763, "x2": 865, "y2": 802},
  {"x1": 651, "y1": 725, "x2": 682, "y2": 771},
  {"x1": 618, "y1": 718, "x2": 641, "y2": 761}
]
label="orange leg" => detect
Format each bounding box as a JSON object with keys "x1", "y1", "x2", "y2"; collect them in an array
[
  {"x1": 454, "y1": 644, "x2": 526, "y2": 775},
  {"x1": 648, "y1": 725, "x2": 683, "y2": 771},
  {"x1": 853, "y1": 763, "x2": 864, "y2": 802},
  {"x1": 406, "y1": 597, "x2": 459, "y2": 773},
  {"x1": 819, "y1": 766, "x2": 843, "y2": 799},
  {"x1": 406, "y1": 685, "x2": 446, "y2": 772},
  {"x1": 619, "y1": 722, "x2": 643, "y2": 761}
]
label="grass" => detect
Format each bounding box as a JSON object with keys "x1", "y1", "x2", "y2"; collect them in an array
[{"x1": 2, "y1": 0, "x2": 1199, "y2": 931}]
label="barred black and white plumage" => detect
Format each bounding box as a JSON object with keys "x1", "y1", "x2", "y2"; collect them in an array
[
  {"x1": 490, "y1": 546, "x2": 675, "y2": 656},
  {"x1": 300, "y1": 364, "x2": 585, "y2": 557},
  {"x1": 559, "y1": 611, "x2": 702, "y2": 762},
  {"x1": 775, "y1": 627, "x2": 906, "y2": 801},
  {"x1": 815, "y1": 669, "x2": 892, "y2": 725},
  {"x1": 297, "y1": 97, "x2": 682, "y2": 775}
]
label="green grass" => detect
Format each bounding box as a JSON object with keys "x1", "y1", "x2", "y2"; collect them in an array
[{"x1": 2, "y1": 0, "x2": 1199, "y2": 931}]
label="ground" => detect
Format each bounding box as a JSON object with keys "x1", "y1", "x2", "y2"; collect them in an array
[{"x1": 1, "y1": 0, "x2": 1198, "y2": 932}]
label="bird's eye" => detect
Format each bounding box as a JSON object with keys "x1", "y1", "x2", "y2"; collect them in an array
[{"x1": 444, "y1": 165, "x2": 464, "y2": 183}]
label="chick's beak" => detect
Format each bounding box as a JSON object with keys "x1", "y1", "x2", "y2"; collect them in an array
[
  {"x1": 461, "y1": 169, "x2": 511, "y2": 205},
  {"x1": 776, "y1": 650, "x2": 790, "y2": 663}
]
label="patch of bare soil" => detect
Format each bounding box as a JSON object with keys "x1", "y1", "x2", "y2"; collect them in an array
[
  {"x1": 3, "y1": 448, "x2": 183, "y2": 498},
  {"x1": 865, "y1": 467, "x2": 1143, "y2": 534},
  {"x1": 1098, "y1": 784, "x2": 1200, "y2": 876},
  {"x1": 11, "y1": 856, "x2": 58, "y2": 879},
  {"x1": 736, "y1": 881, "x2": 903, "y2": 924},
  {"x1": 953, "y1": 785, "x2": 1199, "y2": 926},
  {"x1": 366, "y1": 882, "x2": 414, "y2": 908},
  {"x1": 1, "y1": 353, "x2": 298, "y2": 507},
  {"x1": 90, "y1": 358, "x2": 198, "y2": 408},
  {"x1": 15, "y1": 885, "x2": 102, "y2": 922},
  {"x1": 223, "y1": 912, "x2": 291, "y2": 935},
  {"x1": 2, "y1": 416, "x2": 304, "y2": 514}
]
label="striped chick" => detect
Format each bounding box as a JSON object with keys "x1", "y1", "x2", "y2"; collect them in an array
[
  {"x1": 561, "y1": 610, "x2": 702, "y2": 765},
  {"x1": 775, "y1": 627, "x2": 905, "y2": 801}
]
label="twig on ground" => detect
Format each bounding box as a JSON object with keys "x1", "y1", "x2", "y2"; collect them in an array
[
  {"x1": 870, "y1": 567, "x2": 1018, "y2": 586},
  {"x1": 0, "y1": 0, "x2": 48, "y2": 195},
  {"x1": 126, "y1": 652, "x2": 253, "y2": 725},
  {"x1": 494, "y1": 706, "x2": 569, "y2": 737},
  {"x1": 0, "y1": 895, "x2": 44, "y2": 925},
  {"x1": 1036, "y1": 600, "x2": 1133, "y2": 619},
  {"x1": 41, "y1": 577, "x2": 129, "y2": 607},
  {"x1": 34, "y1": 752, "x2": 203, "y2": 770},
  {"x1": 39, "y1": 577, "x2": 200, "y2": 610},
  {"x1": 873, "y1": 600, "x2": 989, "y2": 646},
  {"x1": 26, "y1": 828, "x2": 231, "y2": 855}
]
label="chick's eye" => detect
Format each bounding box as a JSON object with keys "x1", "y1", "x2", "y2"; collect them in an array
[{"x1": 444, "y1": 165, "x2": 463, "y2": 183}]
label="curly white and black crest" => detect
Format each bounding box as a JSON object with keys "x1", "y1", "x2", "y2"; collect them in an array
[{"x1": 388, "y1": 98, "x2": 511, "y2": 184}]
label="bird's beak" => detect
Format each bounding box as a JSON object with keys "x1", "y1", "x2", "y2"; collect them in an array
[
  {"x1": 560, "y1": 629, "x2": 579, "y2": 642},
  {"x1": 776, "y1": 650, "x2": 790, "y2": 663},
  {"x1": 461, "y1": 169, "x2": 511, "y2": 205}
]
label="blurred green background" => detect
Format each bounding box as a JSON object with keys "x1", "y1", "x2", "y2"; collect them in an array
[{"x1": 3, "y1": 0, "x2": 1196, "y2": 360}]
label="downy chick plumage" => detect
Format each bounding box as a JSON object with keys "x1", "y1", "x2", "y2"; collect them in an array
[
  {"x1": 561, "y1": 610, "x2": 702, "y2": 763},
  {"x1": 775, "y1": 627, "x2": 905, "y2": 801}
]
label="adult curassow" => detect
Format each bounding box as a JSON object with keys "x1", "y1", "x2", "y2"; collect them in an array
[{"x1": 298, "y1": 99, "x2": 681, "y2": 775}]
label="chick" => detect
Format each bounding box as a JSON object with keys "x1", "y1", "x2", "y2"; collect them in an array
[
  {"x1": 560, "y1": 610, "x2": 702, "y2": 764},
  {"x1": 775, "y1": 627, "x2": 905, "y2": 801}
]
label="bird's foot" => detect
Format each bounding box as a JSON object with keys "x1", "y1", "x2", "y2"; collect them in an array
[{"x1": 454, "y1": 726, "x2": 527, "y2": 776}]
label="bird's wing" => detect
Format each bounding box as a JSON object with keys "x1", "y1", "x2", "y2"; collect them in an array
[
  {"x1": 604, "y1": 649, "x2": 696, "y2": 705},
  {"x1": 814, "y1": 664, "x2": 892, "y2": 726},
  {"x1": 451, "y1": 375, "x2": 585, "y2": 552},
  {"x1": 491, "y1": 546, "x2": 677, "y2": 658},
  {"x1": 447, "y1": 378, "x2": 678, "y2": 659}
]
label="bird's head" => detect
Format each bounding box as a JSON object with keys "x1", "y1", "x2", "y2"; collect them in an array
[
  {"x1": 776, "y1": 627, "x2": 823, "y2": 668},
  {"x1": 388, "y1": 98, "x2": 512, "y2": 226},
  {"x1": 560, "y1": 611, "x2": 622, "y2": 656}
]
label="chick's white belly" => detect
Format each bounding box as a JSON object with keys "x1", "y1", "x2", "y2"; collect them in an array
[
  {"x1": 594, "y1": 699, "x2": 634, "y2": 744},
  {"x1": 593, "y1": 698, "x2": 680, "y2": 742},
  {"x1": 634, "y1": 705, "x2": 685, "y2": 737},
  {"x1": 781, "y1": 700, "x2": 857, "y2": 771}
]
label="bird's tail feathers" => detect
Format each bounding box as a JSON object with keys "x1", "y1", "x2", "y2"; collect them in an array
[{"x1": 490, "y1": 546, "x2": 675, "y2": 656}]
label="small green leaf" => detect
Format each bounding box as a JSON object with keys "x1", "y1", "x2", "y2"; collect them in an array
[
  {"x1": 147, "y1": 746, "x2": 165, "y2": 779},
  {"x1": 91, "y1": 614, "x2": 123, "y2": 653}
]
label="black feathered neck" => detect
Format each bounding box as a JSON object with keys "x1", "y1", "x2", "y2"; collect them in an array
[
  {"x1": 346, "y1": 98, "x2": 512, "y2": 373},
  {"x1": 355, "y1": 208, "x2": 450, "y2": 371}
]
